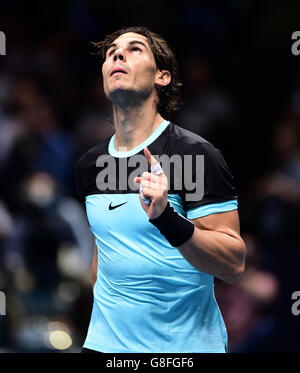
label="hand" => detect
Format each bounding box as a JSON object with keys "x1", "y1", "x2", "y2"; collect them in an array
[{"x1": 134, "y1": 147, "x2": 168, "y2": 219}]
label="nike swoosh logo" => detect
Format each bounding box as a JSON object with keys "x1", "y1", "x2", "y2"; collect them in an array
[{"x1": 109, "y1": 202, "x2": 127, "y2": 210}]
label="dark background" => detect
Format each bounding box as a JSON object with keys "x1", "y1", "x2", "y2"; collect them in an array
[{"x1": 0, "y1": 0, "x2": 299, "y2": 352}]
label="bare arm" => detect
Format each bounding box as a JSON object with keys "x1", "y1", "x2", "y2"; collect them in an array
[
  {"x1": 177, "y1": 210, "x2": 246, "y2": 284},
  {"x1": 91, "y1": 241, "x2": 98, "y2": 287}
]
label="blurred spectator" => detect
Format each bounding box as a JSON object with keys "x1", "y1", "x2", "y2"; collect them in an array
[
  {"x1": 238, "y1": 118, "x2": 300, "y2": 352},
  {"x1": 0, "y1": 77, "x2": 77, "y2": 205},
  {"x1": 251, "y1": 120, "x2": 300, "y2": 249},
  {"x1": 177, "y1": 56, "x2": 238, "y2": 144},
  {"x1": 3, "y1": 171, "x2": 93, "y2": 280},
  {"x1": 215, "y1": 233, "x2": 280, "y2": 352},
  {"x1": 74, "y1": 76, "x2": 114, "y2": 153},
  {"x1": 1, "y1": 171, "x2": 94, "y2": 351}
]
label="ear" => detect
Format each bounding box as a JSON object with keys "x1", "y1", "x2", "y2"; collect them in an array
[{"x1": 154, "y1": 70, "x2": 171, "y2": 87}]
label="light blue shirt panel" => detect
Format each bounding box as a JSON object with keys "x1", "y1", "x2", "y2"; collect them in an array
[
  {"x1": 187, "y1": 199, "x2": 238, "y2": 219},
  {"x1": 83, "y1": 193, "x2": 228, "y2": 352}
]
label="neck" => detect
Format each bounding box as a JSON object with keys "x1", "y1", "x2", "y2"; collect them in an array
[{"x1": 112, "y1": 93, "x2": 164, "y2": 152}]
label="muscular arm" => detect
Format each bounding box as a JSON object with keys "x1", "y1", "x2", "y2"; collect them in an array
[
  {"x1": 91, "y1": 241, "x2": 98, "y2": 287},
  {"x1": 177, "y1": 210, "x2": 246, "y2": 284}
]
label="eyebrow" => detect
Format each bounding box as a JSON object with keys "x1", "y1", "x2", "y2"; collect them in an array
[{"x1": 107, "y1": 40, "x2": 148, "y2": 52}]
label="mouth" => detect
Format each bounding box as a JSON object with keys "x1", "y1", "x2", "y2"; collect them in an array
[{"x1": 110, "y1": 67, "x2": 128, "y2": 76}]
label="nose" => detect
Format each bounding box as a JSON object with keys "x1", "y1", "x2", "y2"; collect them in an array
[{"x1": 113, "y1": 48, "x2": 125, "y2": 62}]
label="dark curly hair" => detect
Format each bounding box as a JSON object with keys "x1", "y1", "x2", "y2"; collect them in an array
[{"x1": 91, "y1": 26, "x2": 182, "y2": 120}]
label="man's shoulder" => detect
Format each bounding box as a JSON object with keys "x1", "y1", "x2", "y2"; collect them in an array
[
  {"x1": 167, "y1": 122, "x2": 218, "y2": 154},
  {"x1": 74, "y1": 136, "x2": 111, "y2": 172}
]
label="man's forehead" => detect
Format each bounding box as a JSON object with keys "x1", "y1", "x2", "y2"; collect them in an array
[{"x1": 111, "y1": 32, "x2": 149, "y2": 46}]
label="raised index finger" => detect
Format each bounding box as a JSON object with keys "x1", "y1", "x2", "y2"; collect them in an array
[
  {"x1": 144, "y1": 147, "x2": 158, "y2": 167},
  {"x1": 144, "y1": 147, "x2": 163, "y2": 175}
]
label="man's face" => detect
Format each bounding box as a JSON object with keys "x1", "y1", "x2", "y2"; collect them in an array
[{"x1": 102, "y1": 32, "x2": 159, "y2": 101}]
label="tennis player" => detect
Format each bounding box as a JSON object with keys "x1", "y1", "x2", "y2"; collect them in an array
[{"x1": 74, "y1": 26, "x2": 246, "y2": 353}]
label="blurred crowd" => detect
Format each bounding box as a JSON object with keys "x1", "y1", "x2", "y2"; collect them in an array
[{"x1": 0, "y1": 0, "x2": 300, "y2": 352}]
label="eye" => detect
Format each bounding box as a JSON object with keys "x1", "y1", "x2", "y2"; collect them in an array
[
  {"x1": 131, "y1": 47, "x2": 141, "y2": 54},
  {"x1": 106, "y1": 49, "x2": 115, "y2": 58}
]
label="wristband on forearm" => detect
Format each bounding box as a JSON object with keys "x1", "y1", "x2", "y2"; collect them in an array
[{"x1": 149, "y1": 202, "x2": 195, "y2": 247}]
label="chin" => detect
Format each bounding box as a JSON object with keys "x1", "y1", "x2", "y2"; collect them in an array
[
  {"x1": 108, "y1": 86, "x2": 128, "y2": 96},
  {"x1": 107, "y1": 83, "x2": 152, "y2": 107}
]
